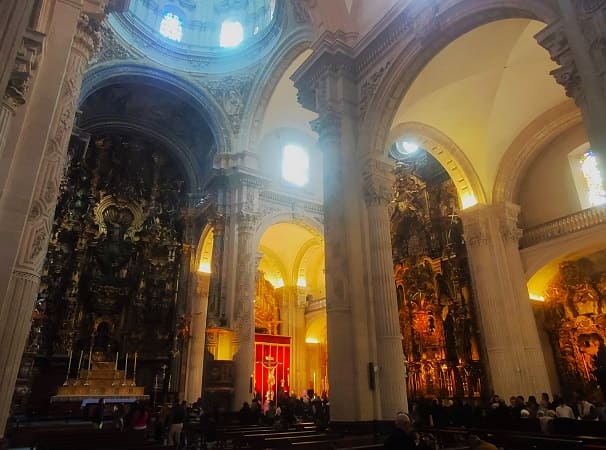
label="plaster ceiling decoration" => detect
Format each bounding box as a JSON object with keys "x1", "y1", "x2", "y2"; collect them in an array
[
  {"x1": 106, "y1": 0, "x2": 292, "y2": 72},
  {"x1": 392, "y1": 19, "x2": 570, "y2": 202}
]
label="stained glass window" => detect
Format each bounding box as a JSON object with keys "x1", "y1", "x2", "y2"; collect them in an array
[
  {"x1": 159, "y1": 12, "x2": 183, "y2": 42},
  {"x1": 282, "y1": 144, "x2": 309, "y2": 187},
  {"x1": 220, "y1": 20, "x2": 244, "y2": 48},
  {"x1": 580, "y1": 150, "x2": 606, "y2": 206}
]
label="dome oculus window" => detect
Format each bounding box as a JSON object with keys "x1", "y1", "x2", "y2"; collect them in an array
[
  {"x1": 220, "y1": 20, "x2": 244, "y2": 48},
  {"x1": 159, "y1": 12, "x2": 183, "y2": 42},
  {"x1": 282, "y1": 144, "x2": 309, "y2": 187}
]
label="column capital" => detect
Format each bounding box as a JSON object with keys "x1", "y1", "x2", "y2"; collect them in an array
[
  {"x1": 237, "y1": 210, "x2": 259, "y2": 233},
  {"x1": 536, "y1": 20, "x2": 583, "y2": 104},
  {"x1": 459, "y1": 202, "x2": 522, "y2": 247},
  {"x1": 310, "y1": 111, "x2": 342, "y2": 142},
  {"x1": 362, "y1": 158, "x2": 395, "y2": 207}
]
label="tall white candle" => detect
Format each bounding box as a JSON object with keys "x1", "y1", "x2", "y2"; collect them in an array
[
  {"x1": 115, "y1": 351, "x2": 119, "y2": 371},
  {"x1": 87, "y1": 346, "x2": 92, "y2": 371},
  {"x1": 124, "y1": 353, "x2": 128, "y2": 381},
  {"x1": 77, "y1": 350, "x2": 83, "y2": 376},
  {"x1": 66, "y1": 350, "x2": 73, "y2": 379},
  {"x1": 133, "y1": 352, "x2": 137, "y2": 375}
]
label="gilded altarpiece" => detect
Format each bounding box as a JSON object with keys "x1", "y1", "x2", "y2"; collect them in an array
[
  {"x1": 22, "y1": 132, "x2": 186, "y2": 410},
  {"x1": 540, "y1": 252, "x2": 606, "y2": 394},
  {"x1": 391, "y1": 156, "x2": 482, "y2": 399}
]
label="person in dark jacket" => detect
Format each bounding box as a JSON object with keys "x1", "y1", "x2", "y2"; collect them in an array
[
  {"x1": 384, "y1": 412, "x2": 416, "y2": 450},
  {"x1": 92, "y1": 398, "x2": 105, "y2": 429}
]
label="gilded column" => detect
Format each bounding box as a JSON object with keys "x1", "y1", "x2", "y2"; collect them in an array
[
  {"x1": 363, "y1": 158, "x2": 408, "y2": 417},
  {"x1": 232, "y1": 210, "x2": 259, "y2": 406},
  {"x1": 0, "y1": 14, "x2": 101, "y2": 437},
  {"x1": 460, "y1": 203, "x2": 551, "y2": 398}
]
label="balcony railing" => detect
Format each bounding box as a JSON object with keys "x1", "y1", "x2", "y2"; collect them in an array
[
  {"x1": 305, "y1": 297, "x2": 326, "y2": 314},
  {"x1": 520, "y1": 205, "x2": 606, "y2": 248}
]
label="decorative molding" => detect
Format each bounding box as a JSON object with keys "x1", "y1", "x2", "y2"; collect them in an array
[
  {"x1": 3, "y1": 28, "x2": 44, "y2": 109},
  {"x1": 536, "y1": 21, "x2": 583, "y2": 104},
  {"x1": 362, "y1": 158, "x2": 394, "y2": 207},
  {"x1": 359, "y1": 61, "x2": 391, "y2": 118},
  {"x1": 89, "y1": 22, "x2": 137, "y2": 66},
  {"x1": 202, "y1": 75, "x2": 254, "y2": 134}
]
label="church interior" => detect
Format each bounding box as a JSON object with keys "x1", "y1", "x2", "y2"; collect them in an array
[{"x1": 1, "y1": 0, "x2": 606, "y2": 446}]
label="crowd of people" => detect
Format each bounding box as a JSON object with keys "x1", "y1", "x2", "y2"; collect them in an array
[{"x1": 408, "y1": 391, "x2": 606, "y2": 428}]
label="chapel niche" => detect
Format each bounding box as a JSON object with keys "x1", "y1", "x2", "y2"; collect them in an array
[
  {"x1": 25, "y1": 132, "x2": 187, "y2": 406},
  {"x1": 391, "y1": 151, "x2": 482, "y2": 399},
  {"x1": 538, "y1": 251, "x2": 606, "y2": 395}
]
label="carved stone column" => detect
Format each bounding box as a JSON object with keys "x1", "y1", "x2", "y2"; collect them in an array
[
  {"x1": 537, "y1": 2, "x2": 606, "y2": 173},
  {"x1": 362, "y1": 158, "x2": 408, "y2": 417},
  {"x1": 232, "y1": 210, "x2": 259, "y2": 406},
  {"x1": 460, "y1": 203, "x2": 552, "y2": 398},
  {"x1": 0, "y1": 13, "x2": 102, "y2": 437},
  {"x1": 185, "y1": 272, "x2": 210, "y2": 402}
]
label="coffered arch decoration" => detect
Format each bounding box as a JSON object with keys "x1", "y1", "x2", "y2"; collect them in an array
[
  {"x1": 493, "y1": 100, "x2": 583, "y2": 205},
  {"x1": 81, "y1": 63, "x2": 232, "y2": 163},
  {"x1": 388, "y1": 122, "x2": 487, "y2": 208},
  {"x1": 361, "y1": 0, "x2": 558, "y2": 164}
]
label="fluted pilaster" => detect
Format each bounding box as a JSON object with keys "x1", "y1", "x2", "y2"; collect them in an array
[
  {"x1": 460, "y1": 203, "x2": 551, "y2": 398},
  {"x1": 363, "y1": 158, "x2": 408, "y2": 417},
  {"x1": 207, "y1": 215, "x2": 225, "y2": 326}
]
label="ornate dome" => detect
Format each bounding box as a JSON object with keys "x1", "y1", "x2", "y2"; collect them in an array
[{"x1": 109, "y1": 0, "x2": 283, "y2": 71}]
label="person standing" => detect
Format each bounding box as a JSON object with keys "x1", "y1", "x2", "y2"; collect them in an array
[
  {"x1": 169, "y1": 400, "x2": 187, "y2": 448},
  {"x1": 92, "y1": 398, "x2": 105, "y2": 430}
]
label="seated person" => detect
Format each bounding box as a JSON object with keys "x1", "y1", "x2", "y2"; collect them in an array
[{"x1": 384, "y1": 412, "x2": 416, "y2": 450}]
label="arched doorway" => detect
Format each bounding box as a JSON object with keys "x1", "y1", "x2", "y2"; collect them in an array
[{"x1": 254, "y1": 221, "x2": 326, "y2": 405}]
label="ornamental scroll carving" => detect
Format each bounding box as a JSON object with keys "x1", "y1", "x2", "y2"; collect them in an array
[{"x1": 203, "y1": 75, "x2": 254, "y2": 134}]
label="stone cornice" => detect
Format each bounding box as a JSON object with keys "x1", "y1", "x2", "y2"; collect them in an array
[
  {"x1": 361, "y1": 158, "x2": 395, "y2": 207},
  {"x1": 258, "y1": 190, "x2": 323, "y2": 214}
]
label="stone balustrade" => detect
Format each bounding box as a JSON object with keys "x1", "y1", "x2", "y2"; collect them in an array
[
  {"x1": 521, "y1": 205, "x2": 606, "y2": 248},
  {"x1": 304, "y1": 297, "x2": 326, "y2": 314}
]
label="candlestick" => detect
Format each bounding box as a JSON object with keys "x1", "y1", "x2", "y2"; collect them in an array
[
  {"x1": 115, "y1": 351, "x2": 118, "y2": 371},
  {"x1": 132, "y1": 352, "x2": 137, "y2": 386},
  {"x1": 123, "y1": 352, "x2": 128, "y2": 385},
  {"x1": 76, "y1": 350, "x2": 83, "y2": 384},
  {"x1": 168, "y1": 374, "x2": 172, "y2": 391},
  {"x1": 85, "y1": 347, "x2": 92, "y2": 385},
  {"x1": 154, "y1": 374, "x2": 159, "y2": 388},
  {"x1": 63, "y1": 350, "x2": 73, "y2": 386}
]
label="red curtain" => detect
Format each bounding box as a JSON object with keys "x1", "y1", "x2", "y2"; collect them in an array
[{"x1": 254, "y1": 334, "x2": 291, "y2": 403}]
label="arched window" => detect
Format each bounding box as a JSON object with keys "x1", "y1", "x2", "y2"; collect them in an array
[
  {"x1": 569, "y1": 145, "x2": 606, "y2": 208},
  {"x1": 580, "y1": 150, "x2": 606, "y2": 207},
  {"x1": 159, "y1": 12, "x2": 183, "y2": 42},
  {"x1": 220, "y1": 20, "x2": 244, "y2": 48},
  {"x1": 282, "y1": 144, "x2": 309, "y2": 187}
]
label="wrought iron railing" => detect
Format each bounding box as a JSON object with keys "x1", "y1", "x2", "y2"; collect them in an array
[{"x1": 521, "y1": 205, "x2": 606, "y2": 248}]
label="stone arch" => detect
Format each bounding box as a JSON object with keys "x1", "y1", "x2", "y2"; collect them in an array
[
  {"x1": 253, "y1": 211, "x2": 324, "y2": 252},
  {"x1": 79, "y1": 120, "x2": 202, "y2": 192},
  {"x1": 363, "y1": 0, "x2": 559, "y2": 165},
  {"x1": 196, "y1": 224, "x2": 215, "y2": 274},
  {"x1": 240, "y1": 32, "x2": 314, "y2": 152},
  {"x1": 493, "y1": 100, "x2": 583, "y2": 204},
  {"x1": 81, "y1": 62, "x2": 232, "y2": 156},
  {"x1": 388, "y1": 122, "x2": 487, "y2": 207}
]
